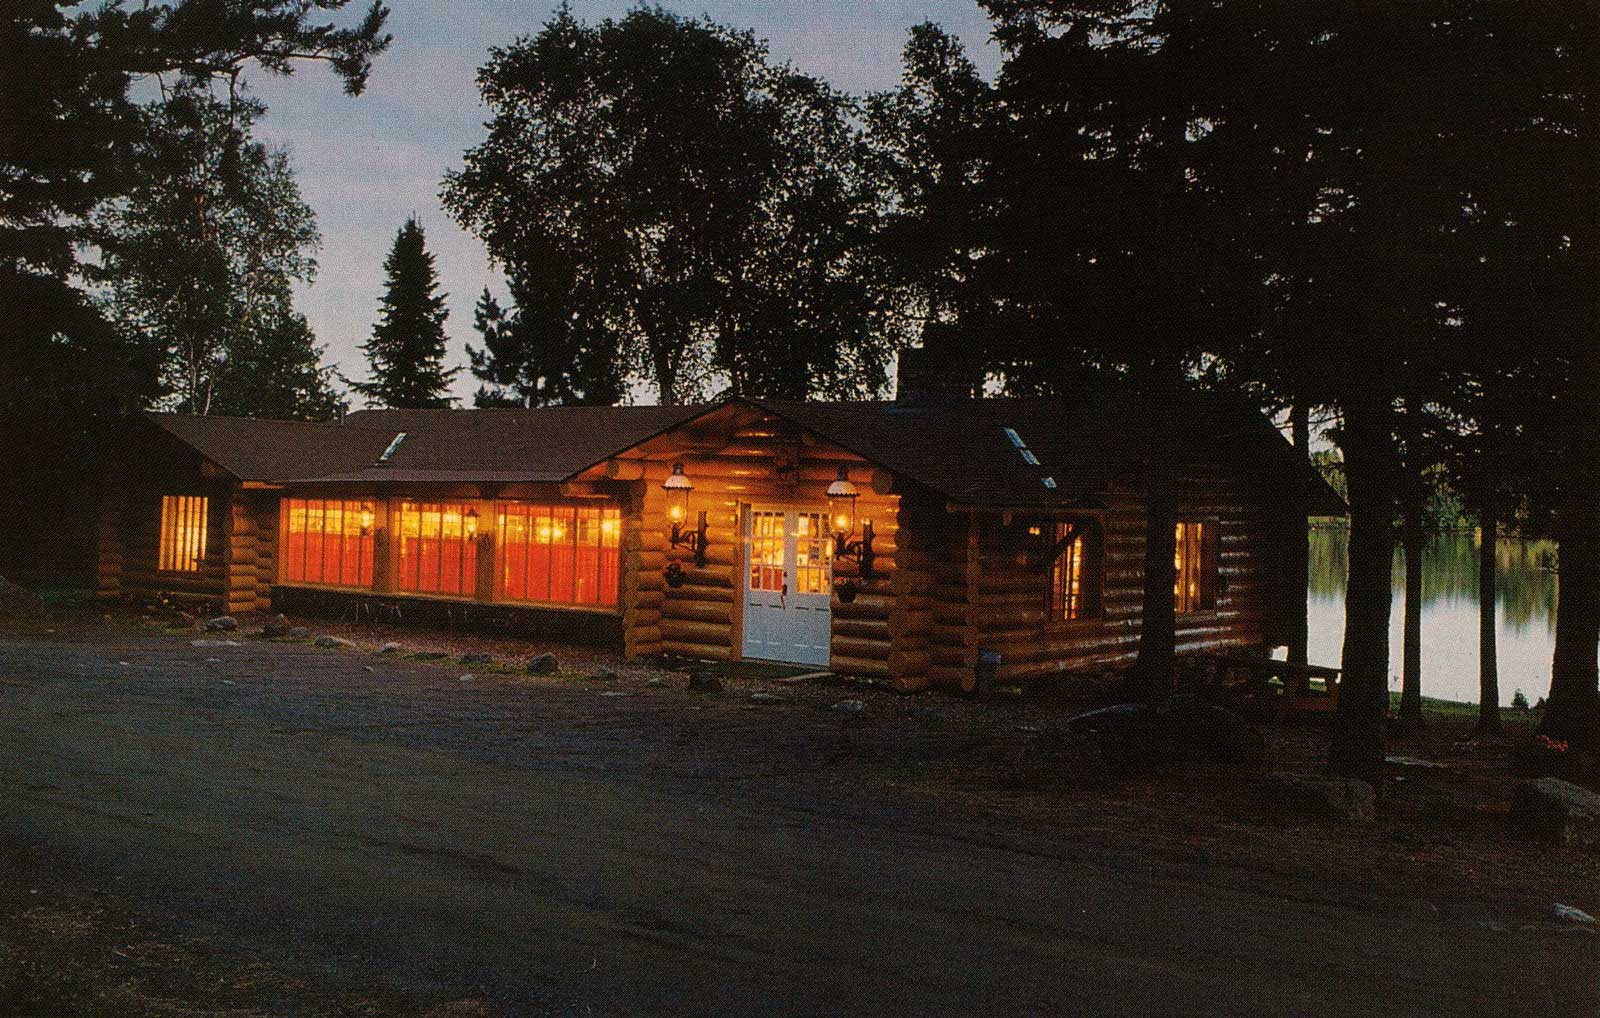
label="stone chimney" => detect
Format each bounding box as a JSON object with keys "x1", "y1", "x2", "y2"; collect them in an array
[{"x1": 895, "y1": 345, "x2": 971, "y2": 403}]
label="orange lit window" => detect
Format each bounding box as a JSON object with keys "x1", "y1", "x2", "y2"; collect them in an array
[
  {"x1": 281, "y1": 498, "x2": 376, "y2": 588},
  {"x1": 495, "y1": 503, "x2": 620, "y2": 607},
  {"x1": 159, "y1": 495, "x2": 208, "y2": 572},
  {"x1": 398, "y1": 501, "x2": 480, "y2": 597},
  {"x1": 1175, "y1": 520, "x2": 1217, "y2": 613},
  {"x1": 1049, "y1": 519, "x2": 1101, "y2": 621}
]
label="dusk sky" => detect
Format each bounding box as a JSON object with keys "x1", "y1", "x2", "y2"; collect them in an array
[{"x1": 246, "y1": 1, "x2": 1003, "y2": 405}]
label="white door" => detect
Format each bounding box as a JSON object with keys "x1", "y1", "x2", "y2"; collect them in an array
[{"x1": 741, "y1": 507, "x2": 832, "y2": 666}]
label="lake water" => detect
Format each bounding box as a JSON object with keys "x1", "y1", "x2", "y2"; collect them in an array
[{"x1": 1306, "y1": 528, "x2": 1558, "y2": 706}]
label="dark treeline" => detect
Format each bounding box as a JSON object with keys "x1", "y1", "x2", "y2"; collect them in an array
[{"x1": 5, "y1": 3, "x2": 1597, "y2": 766}]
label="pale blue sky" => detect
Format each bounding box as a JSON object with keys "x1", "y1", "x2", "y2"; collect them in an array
[{"x1": 246, "y1": 1, "x2": 1002, "y2": 404}]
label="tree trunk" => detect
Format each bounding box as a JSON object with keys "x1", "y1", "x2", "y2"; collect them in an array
[
  {"x1": 1476, "y1": 507, "x2": 1501, "y2": 735},
  {"x1": 1398, "y1": 513, "x2": 1424, "y2": 729},
  {"x1": 1543, "y1": 493, "x2": 1600, "y2": 751},
  {"x1": 1288, "y1": 403, "x2": 1311, "y2": 665},
  {"x1": 1130, "y1": 367, "x2": 1179, "y2": 699},
  {"x1": 1328, "y1": 406, "x2": 1395, "y2": 786}
]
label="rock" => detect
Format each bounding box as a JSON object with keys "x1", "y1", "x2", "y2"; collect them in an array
[
  {"x1": 203, "y1": 616, "x2": 239, "y2": 631},
  {"x1": 204, "y1": 657, "x2": 221, "y2": 664},
  {"x1": 645, "y1": 677, "x2": 669, "y2": 688},
  {"x1": 0, "y1": 576, "x2": 45, "y2": 617},
  {"x1": 261, "y1": 614, "x2": 291, "y2": 637},
  {"x1": 832, "y1": 699, "x2": 866, "y2": 713},
  {"x1": 600, "y1": 691, "x2": 631, "y2": 698},
  {"x1": 190, "y1": 639, "x2": 241, "y2": 647},
  {"x1": 526, "y1": 653, "x2": 559, "y2": 675},
  {"x1": 750, "y1": 692, "x2": 788, "y2": 703},
  {"x1": 591, "y1": 668, "x2": 620, "y2": 682},
  {"x1": 459, "y1": 674, "x2": 476, "y2": 682},
  {"x1": 379, "y1": 642, "x2": 403, "y2": 654},
  {"x1": 287, "y1": 626, "x2": 311, "y2": 639},
  {"x1": 1261, "y1": 772, "x2": 1376, "y2": 823},
  {"x1": 686, "y1": 672, "x2": 723, "y2": 694},
  {"x1": 1007, "y1": 728, "x2": 1112, "y2": 790},
  {"x1": 1512, "y1": 777, "x2": 1600, "y2": 850},
  {"x1": 1386, "y1": 755, "x2": 1448, "y2": 769},
  {"x1": 1554, "y1": 903, "x2": 1596, "y2": 924},
  {"x1": 1064, "y1": 694, "x2": 1267, "y2": 772},
  {"x1": 460, "y1": 653, "x2": 492, "y2": 665},
  {"x1": 313, "y1": 635, "x2": 353, "y2": 649}
]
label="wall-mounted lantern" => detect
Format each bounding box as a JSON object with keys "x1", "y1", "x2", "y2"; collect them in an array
[
  {"x1": 663, "y1": 462, "x2": 707, "y2": 573},
  {"x1": 359, "y1": 506, "x2": 375, "y2": 537},
  {"x1": 828, "y1": 465, "x2": 875, "y2": 587},
  {"x1": 464, "y1": 507, "x2": 479, "y2": 541}
]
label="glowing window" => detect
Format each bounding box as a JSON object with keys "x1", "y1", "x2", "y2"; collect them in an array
[
  {"x1": 496, "y1": 503, "x2": 620, "y2": 607},
  {"x1": 1175, "y1": 520, "x2": 1218, "y2": 613},
  {"x1": 158, "y1": 495, "x2": 208, "y2": 573},
  {"x1": 398, "y1": 501, "x2": 479, "y2": 597},
  {"x1": 1048, "y1": 520, "x2": 1101, "y2": 621},
  {"x1": 280, "y1": 499, "x2": 376, "y2": 588}
]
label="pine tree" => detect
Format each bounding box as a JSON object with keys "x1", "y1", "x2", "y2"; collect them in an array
[{"x1": 354, "y1": 217, "x2": 458, "y2": 408}]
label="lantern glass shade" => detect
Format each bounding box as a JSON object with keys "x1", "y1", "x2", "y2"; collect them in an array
[
  {"x1": 464, "y1": 507, "x2": 479, "y2": 539},
  {"x1": 827, "y1": 466, "x2": 859, "y2": 537},
  {"x1": 663, "y1": 462, "x2": 693, "y2": 524}
]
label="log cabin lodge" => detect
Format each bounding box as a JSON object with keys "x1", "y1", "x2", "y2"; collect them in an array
[{"x1": 98, "y1": 360, "x2": 1343, "y2": 693}]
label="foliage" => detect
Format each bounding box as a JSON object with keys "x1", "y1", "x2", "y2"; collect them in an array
[
  {"x1": 1, "y1": 1, "x2": 390, "y2": 580},
  {"x1": 443, "y1": 5, "x2": 894, "y2": 404},
  {"x1": 861, "y1": 22, "x2": 998, "y2": 391},
  {"x1": 96, "y1": 83, "x2": 341, "y2": 419},
  {"x1": 353, "y1": 217, "x2": 458, "y2": 408}
]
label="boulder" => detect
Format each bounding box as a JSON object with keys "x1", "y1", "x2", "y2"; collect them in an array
[
  {"x1": 591, "y1": 668, "x2": 620, "y2": 682},
  {"x1": 459, "y1": 653, "x2": 492, "y2": 665},
  {"x1": 313, "y1": 635, "x2": 353, "y2": 649},
  {"x1": 686, "y1": 672, "x2": 723, "y2": 694},
  {"x1": 1512, "y1": 777, "x2": 1600, "y2": 850},
  {"x1": 379, "y1": 642, "x2": 403, "y2": 654},
  {"x1": 1261, "y1": 772, "x2": 1376, "y2": 823},
  {"x1": 261, "y1": 614, "x2": 291, "y2": 637},
  {"x1": 526, "y1": 653, "x2": 559, "y2": 675},
  {"x1": 1063, "y1": 694, "x2": 1266, "y2": 772},
  {"x1": 203, "y1": 616, "x2": 239, "y2": 632},
  {"x1": 0, "y1": 576, "x2": 45, "y2": 618},
  {"x1": 1007, "y1": 728, "x2": 1111, "y2": 790},
  {"x1": 645, "y1": 677, "x2": 669, "y2": 688},
  {"x1": 287, "y1": 626, "x2": 311, "y2": 639}
]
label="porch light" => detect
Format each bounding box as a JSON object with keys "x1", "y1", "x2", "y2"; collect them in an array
[
  {"x1": 359, "y1": 507, "x2": 375, "y2": 536},
  {"x1": 662, "y1": 462, "x2": 707, "y2": 569},
  {"x1": 464, "y1": 507, "x2": 479, "y2": 540},
  {"x1": 828, "y1": 466, "x2": 876, "y2": 584}
]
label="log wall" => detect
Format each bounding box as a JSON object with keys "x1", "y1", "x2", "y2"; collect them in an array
[
  {"x1": 974, "y1": 464, "x2": 1272, "y2": 685},
  {"x1": 615, "y1": 419, "x2": 910, "y2": 682},
  {"x1": 108, "y1": 485, "x2": 233, "y2": 606}
]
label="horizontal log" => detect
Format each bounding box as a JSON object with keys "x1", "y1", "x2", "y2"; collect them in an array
[
  {"x1": 624, "y1": 608, "x2": 661, "y2": 628},
  {"x1": 627, "y1": 625, "x2": 662, "y2": 647},
  {"x1": 830, "y1": 654, "x2": 890, "y2": 679},
  {"x1": 660, "y1": 619, "x2": 731, "y2": 646},
  {"x1": 831, "y1": 635, "x2": 890, "y2": 661},
  {"x1": 831, "y1": 616, "x2": 890, "y2": 640},
  {"x1": 926, "y1": 665, "x2": 975, "y2": 693},
  {"x1": 661, "y1": 640, "x2": 733, "y2": 662},
  {"x1": 661, "y1": 599, "x2": 731, "y2": 624},
  {"x1": 831, "y1": 592, "x2": 892, "y2": 620},
  {"x1": 887, "y1": 649, "x2": 931, "y2": 677}
]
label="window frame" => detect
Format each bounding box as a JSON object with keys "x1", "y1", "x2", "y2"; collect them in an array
[
  {"x1": 1032, "y1": 516, "x2": 1105, "y2": 628},
  {"x1": 1174, "y1": 518, "x2": 1220, "y2": 614},
  {"x1": 493, "y1": 500, "x2": 622, "y2": 610},
  {"x1": 277, "y1": 497, "x2": 377, "y2": 590},
  {"x1": 158, "y1": 494, "x2": 209, "y2": 574}
]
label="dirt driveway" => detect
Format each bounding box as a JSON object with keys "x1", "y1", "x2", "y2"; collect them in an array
[{"x1": 1, "y1": 619, "x2": 1595, "y2": 1016}]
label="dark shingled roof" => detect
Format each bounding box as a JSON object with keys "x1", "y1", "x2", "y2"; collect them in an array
[
  {"x1": 143, "y1": 394, "x2": 1344, "y2": 515},
  {"x1": 746, "y1": 392, "x2": 1344, "y2": 514},
  {"x1": 145, "y1": 413, "x2": 396, "y2": 482},
  {"x1": 307, "y1": 405, "x2": 707, "y2": 484}
]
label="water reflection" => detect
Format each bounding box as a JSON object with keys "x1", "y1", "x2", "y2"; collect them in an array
[{"x1": 1306, "y1": 528, "x2": 1558, "y2": 706}]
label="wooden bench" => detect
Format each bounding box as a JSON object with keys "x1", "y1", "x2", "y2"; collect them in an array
[{"x1": 1208, "y1": 653, "x2": 1341, "y2": 716}]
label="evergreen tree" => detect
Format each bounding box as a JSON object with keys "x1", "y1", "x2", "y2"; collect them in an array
[{"x1": 353, "y1": 217, "x2": 458, "y2": 408}]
